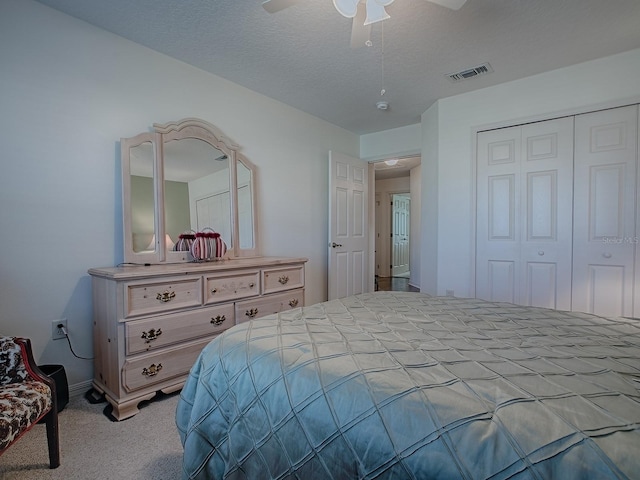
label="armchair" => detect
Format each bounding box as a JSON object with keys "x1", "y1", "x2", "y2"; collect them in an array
[{"x1": 0, "y1": 336, "x2": 60, "y2": 468}]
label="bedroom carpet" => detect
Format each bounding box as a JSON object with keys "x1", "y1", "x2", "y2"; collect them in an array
[{"x1": 0, "y1": 390, "x2": 183, "y2": 479}]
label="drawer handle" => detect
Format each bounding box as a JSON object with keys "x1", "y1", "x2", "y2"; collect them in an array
[
  {"x1": 141, "y1": 363, "x2": 163, "y2": 377},
  {"x1": 289, "y1": 299, "x2": 299, "y2": 308},
  {"x1": 245, "y1": 308, "x2": 259, "y2": 319},
  {"x1": 249, "y1": 282, "x2": 255, "y2": 288},
  {"x1": 278, "y1": 275, "x2": 289, "y2": 285},
  {"x1": 211, "y1": 288, "x2": 217, "y2": 294},
  {"x1": 210, "y1": 315, "x2": 226, "y2": 326},
  {"x1": 156, "y1": 291, "x2": 176, "y2": 303},
  {"x1": 141, "y1": 328, "x2": 162, "y2": 343}
]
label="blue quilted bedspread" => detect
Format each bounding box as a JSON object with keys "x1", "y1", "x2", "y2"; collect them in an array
[{"x1": 176, "y1": 292, "x2": 640, "y2": 479}]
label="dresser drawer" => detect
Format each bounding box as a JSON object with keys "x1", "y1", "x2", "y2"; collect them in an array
[
  {"x1": 262, "y1": 264, "x2": 305, "y2": 294},
  {"x1": 205, "y1": 270, "x2": 260, "y2": 304},
  {"x1": 125, "y1": 276, "x2": 202, "y2": 318},
  {"x1": 125, "y1": 303, "x2": 235, "y2": 355},
  {"x1": 236, "y1": 288, "x2": 304, "y2": 324},
  {"x1": 122, "y1": 337, "x2": 212, "y2": 393}
]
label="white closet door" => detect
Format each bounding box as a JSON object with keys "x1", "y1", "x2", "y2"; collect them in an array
[
  {"x1": 572, "y1": 105, "x2": 638, "y2": 317},
  {"x1": 519, "y1": 118, "x2": 574, "y2": 310},
  {"x1": 196, "y1": 191, "x2": 232, "y2": 246},
  {"x1": 477, "y1": 125, "x2": 522, "y2": 303},
  {"x1": 476, "y1": 118, "x2": 574, "y2": 308}
]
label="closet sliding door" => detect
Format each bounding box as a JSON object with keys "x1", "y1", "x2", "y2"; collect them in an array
[
  {"x1": 572, "y1": 105, "x2": 638, "y2": 318},
  {"x1": 476, "y1": 117, "x2": 574, "y2": 309}
]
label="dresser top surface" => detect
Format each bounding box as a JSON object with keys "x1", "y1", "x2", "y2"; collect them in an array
[{"x1": 88, "y1": 256, "x2": 308, "y2": 280}]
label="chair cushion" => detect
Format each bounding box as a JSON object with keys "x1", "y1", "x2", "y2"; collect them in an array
[{"x1": 0, "y1": 381, "x2": 52, "y2": 451}]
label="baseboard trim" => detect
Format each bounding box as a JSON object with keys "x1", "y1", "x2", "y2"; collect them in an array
[{"x1": 69, "y1": 379, "x2": 94, "y2": 398}]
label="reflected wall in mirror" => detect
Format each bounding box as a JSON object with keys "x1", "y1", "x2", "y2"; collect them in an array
[
  {"x1": 121, "y1": 118, "x2": 259, "y2": 264},
  {"x1": 129, "y1": 141, "x2": 155, "y2": 253}
]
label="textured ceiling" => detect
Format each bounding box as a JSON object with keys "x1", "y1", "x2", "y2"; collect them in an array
[{"x1": 35, "y1": 0, "x2": 640, "y2": 135}]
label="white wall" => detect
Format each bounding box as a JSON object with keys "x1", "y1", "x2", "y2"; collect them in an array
[
  {"x1": 360, "y1": 124, "x2": 421, "y2": 161},
  {"x1": 0, "y1": 0, "x2": 358, "y2": 390},
  {"x1": 420, "y1": 104, "x2": 439, "y2": 295},
  {"x1": 428, "y1": 48, "x2": 640, "y2": 297}
]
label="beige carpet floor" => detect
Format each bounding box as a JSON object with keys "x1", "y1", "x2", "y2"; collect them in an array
[{"x1": 0, "y1": 390, "x2": 183, "y2": 479}]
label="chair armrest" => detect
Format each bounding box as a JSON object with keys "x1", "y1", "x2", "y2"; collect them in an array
[{"x1": 14, "y1": 337, "x2": 57, "y2": 413}]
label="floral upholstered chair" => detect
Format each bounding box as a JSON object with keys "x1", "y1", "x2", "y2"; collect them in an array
[{"x1": 0, "y1": 336, "x2": 60, "y2": 468}]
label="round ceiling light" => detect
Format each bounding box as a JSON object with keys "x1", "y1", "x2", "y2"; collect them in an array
[{"x1": 376, "y1": 100, "x2": 389, "y2": 111}]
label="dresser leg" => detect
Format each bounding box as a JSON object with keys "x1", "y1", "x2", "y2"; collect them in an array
[{"x1": 105, "y1": 391, "x2": 157, "y2": 421}]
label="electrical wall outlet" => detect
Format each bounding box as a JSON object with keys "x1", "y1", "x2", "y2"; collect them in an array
[{"x1": 52, "y1": 319, "x2": 67, "y2": 340}]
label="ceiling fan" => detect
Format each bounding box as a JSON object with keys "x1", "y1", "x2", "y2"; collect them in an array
[{"x1": 262, "y1": 0, "x2": 467, "y2": 48}]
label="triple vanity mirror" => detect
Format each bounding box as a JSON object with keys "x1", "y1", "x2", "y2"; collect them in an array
[{"x1": 121, "y1": 118, "x2": 258, "y2": 264}]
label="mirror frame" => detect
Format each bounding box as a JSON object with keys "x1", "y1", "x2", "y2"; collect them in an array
[{"x1": 121, "y1": 118, "x2": 259, "y2": 264}]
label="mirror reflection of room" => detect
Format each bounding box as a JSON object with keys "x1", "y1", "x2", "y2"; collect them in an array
[
  {"x1": 122, "y1": 118, "x2": 259, "y2": 263},
  {"x1": 130, "y1": 138, "x2": 232, "y2": 253},
  {"x1": 165, "y1": 137, "x2": 231, "y2": 250}
]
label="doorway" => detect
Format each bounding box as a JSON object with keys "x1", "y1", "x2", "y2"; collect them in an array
[{"x1": 373, "y1": 157, "x2": 420, "y2": 292}]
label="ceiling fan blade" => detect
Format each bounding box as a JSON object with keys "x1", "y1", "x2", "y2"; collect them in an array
[
  {"x1": 426, "y1": 0, "x2": 467, "y2": 10},
  {"x1": 262, "y1": 0, "x2": 302, "y2": 14},
  {"x1": 350, "y1": 2, "x2": 372, "y2": 48}
]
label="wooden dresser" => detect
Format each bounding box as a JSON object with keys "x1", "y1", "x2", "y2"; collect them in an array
[{"x1": 88, "y1": 256, "x2": 306, "y2": 420}]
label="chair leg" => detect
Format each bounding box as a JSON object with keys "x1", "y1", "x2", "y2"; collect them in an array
[{"x1": 44, "y1": 409, "x2": 60, "y2": 468}]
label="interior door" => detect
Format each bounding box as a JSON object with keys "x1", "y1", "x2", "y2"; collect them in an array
[
  {"x1": 572, "y1": 105, "x2": 638, "y2": 317},
  {"x1": 328, "y1": 151, "x2": 369, "y2": 300},
  {"x1": 391, "y1": 193, "x2": 410, "y2": 276}
]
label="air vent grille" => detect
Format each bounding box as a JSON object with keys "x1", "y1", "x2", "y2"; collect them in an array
[{"x1": 446, "y1": 62, "x2": 493, "y2": 83}]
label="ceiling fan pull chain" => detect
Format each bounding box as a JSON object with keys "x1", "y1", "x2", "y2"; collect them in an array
[{"x1": 380, "y1": 21, "x2": 385, "y2": 97}]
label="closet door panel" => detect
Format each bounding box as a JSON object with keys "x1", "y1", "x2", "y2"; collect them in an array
[
  {"x1": 476, "y1": 126, "x2": 521, "y2": 303},
  {"x1": 573, "y1": 105, "x2": 638, "y2": 317},
  {"x1": 488, "y1": 260, "x2": 516, "y2": 303},
  {"x1": 526, "y1": 262, "x2": 558, "y2": 309},
  {"x1": 586, "y1": 265, "x2": 626, "y2": 316},
  {"x1": 520, "y1": 118, "x2": 574, "y2": 310}
]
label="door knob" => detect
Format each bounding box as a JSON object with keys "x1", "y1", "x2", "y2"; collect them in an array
[{"x1": 331, "y1": 242, "x2": 343, "y2": 248}]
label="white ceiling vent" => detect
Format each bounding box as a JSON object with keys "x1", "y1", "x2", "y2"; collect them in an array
[{"x1": 446, "y1": 63, "x2": 493, "y2": 83}]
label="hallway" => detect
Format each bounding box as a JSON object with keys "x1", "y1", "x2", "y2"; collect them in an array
[{"x1": 376, "y1": 276, "x2": 420, "y2": 292}]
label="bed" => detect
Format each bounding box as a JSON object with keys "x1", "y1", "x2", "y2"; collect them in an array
[{"x1": 176, "y1": 292, "x2": 640, "y2": 479}]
